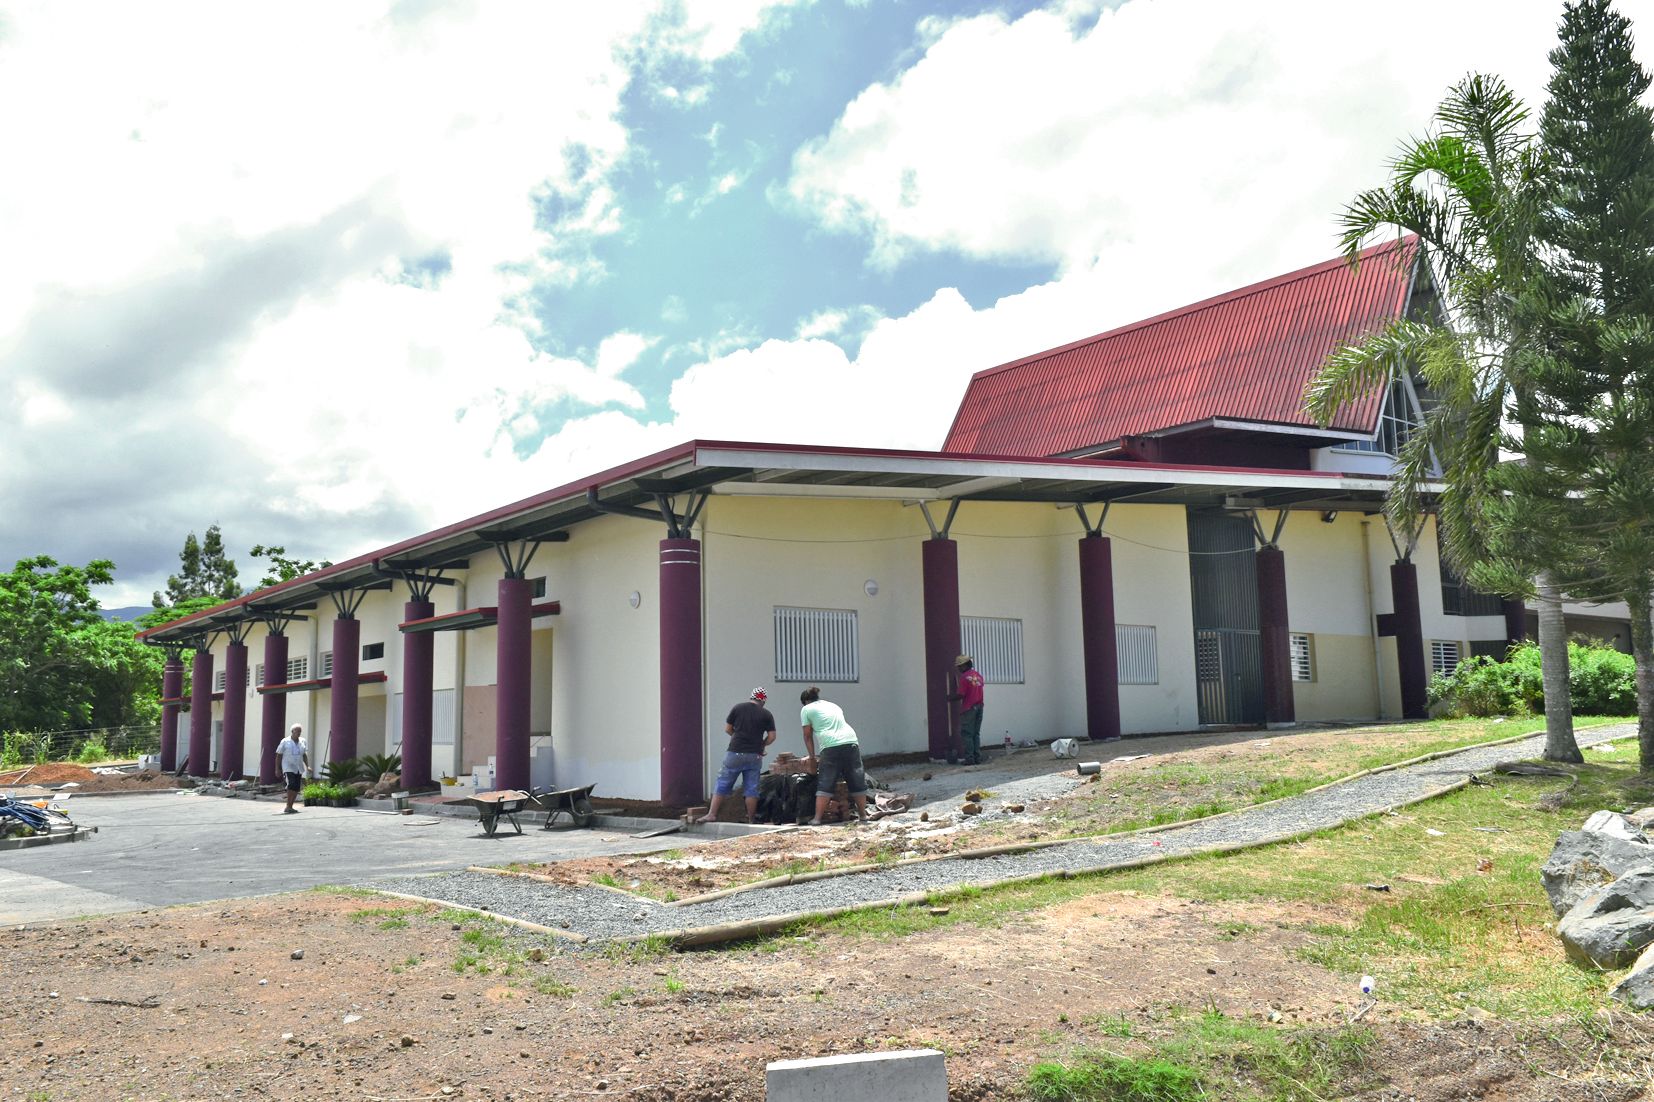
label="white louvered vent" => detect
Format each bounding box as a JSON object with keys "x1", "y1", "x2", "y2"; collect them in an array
[
  {"x1": 960, "y1": 616, "x2": 1024, "y2": 684},
  {"x1": 286, "y1": 656, "x2": 309, "y2": 683},
  {"x1": 1117, "y1": 624, "x2": 1159, "y2": 685},
  {"x1": 773, "y1": 607, "x2": 859, "y2": 682}
]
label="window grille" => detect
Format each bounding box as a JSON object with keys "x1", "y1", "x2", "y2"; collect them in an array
[
  {"x1": 1430, "y1": 640, "x2": 1463, "y2": 677},
  {"x1": 1290, "y1": 633, "x2": 1315, "y2": 682},
  {"x1": 320, "y1": 651, "x2": 334, "y2": 678},
  {"x1": 214, "y1": 670, "x2": 226, "y2": 692},
  {"x1": 960, "y1": 616, "x2": 1024, "y2": 684},
  {"x1": 1117, "y1": 625, "x2": 1159, "y2": 685},
  {"x1": 773, "y1": 607, "x2": 859, "y2": 682},
  {"x1": 1193, "y1": 632, "x2": 1220, "y2": 682},
  {"x1": 255, "y1": 663, "x2": 264, "y2": 685},
  {"x1": 286, "y1": 655, "x2": 309, "y2": 682}
]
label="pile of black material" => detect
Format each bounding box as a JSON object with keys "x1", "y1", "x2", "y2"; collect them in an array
[{"x1": 755, "y1": 772, "x2": 815, "y2": 825}]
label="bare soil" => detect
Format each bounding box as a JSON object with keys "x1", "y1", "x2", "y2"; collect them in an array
[
  {"x1": 0, "y1": 763, "x2": 180, "y2": 793},
  {"x1": 4, "y1": 889, "x2": 1648, "y2": 1101}
]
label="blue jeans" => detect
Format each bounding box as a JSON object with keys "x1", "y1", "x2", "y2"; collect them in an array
[{"x1": 713, "y1": 751, "x2": 763, "y2": 798}]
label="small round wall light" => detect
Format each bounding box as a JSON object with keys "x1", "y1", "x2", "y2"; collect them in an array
[
  {"x1": 864, "y1": 579, "x2": 879, "y2": 597},
  {"x1": 628, "y1": 590, "x2": 642, "y2": 609}
]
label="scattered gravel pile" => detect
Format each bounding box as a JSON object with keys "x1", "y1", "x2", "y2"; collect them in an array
[{"x1": 370, "y1": 724, "x2": 1631, "y2": 946}]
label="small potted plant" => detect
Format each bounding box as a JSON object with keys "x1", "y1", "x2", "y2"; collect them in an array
[{"x1": 301, "y1": 782, "x2": 328, "y2": 807}]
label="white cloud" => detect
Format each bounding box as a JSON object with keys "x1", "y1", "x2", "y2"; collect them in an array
[
  {"x1": 785, "y1": 0, "x2": 1571, "y2": 310},
  {"x1": 0, "y1": 0, "x2": 801, "y2": 604}
]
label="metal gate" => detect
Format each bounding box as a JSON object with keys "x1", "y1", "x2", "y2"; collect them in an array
[{"x1": 1187, "y1": 510, "x2": 1264, "y2": 725}]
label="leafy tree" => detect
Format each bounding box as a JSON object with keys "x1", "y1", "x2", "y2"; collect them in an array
[
  {"x1": 1304, "y1": 75, "x2": 1584, "y2": 763},
  {"x1": 152, "y1": 524, "x2": 241, "y2": 607},
  {"x1": 0, "y1": 556, "x2": 158, "y2": 733},
  {"x1": 1511, "y1": 0, "x2": 1654, "y2": 771},
  {"x1": 250, "y1": 544, "x2": 332, "y2": 589}
]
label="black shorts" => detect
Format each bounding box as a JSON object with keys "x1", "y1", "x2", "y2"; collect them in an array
[
  {"x1": 815, "y1": 743, "x2": 867, "y2": 797},
  {"x1": 284, "y1": 771, "x2": 303, "y2": 792}
]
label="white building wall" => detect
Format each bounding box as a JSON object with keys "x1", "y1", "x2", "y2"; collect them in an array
[{"x1": 1280, "y1": 511, "x2": 1379, "y2": 722}]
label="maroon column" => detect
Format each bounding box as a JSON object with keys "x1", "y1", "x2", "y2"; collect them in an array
[
  {"x1": 160, "y1": 656, "x2": 183, "y2": 772},
  {"x1": 1256, "y1": 545, "x2": 1296, "y2": 727},
  {"x1": 219, "y1": 642, "x2": 248, "y2": 779},
  {"x1": 400, "y1": 599, "x2": 436, "y2": 790},
  {"x1": 1502, "y1": 598, "x2": 1527, "y2": 650},
  {"x1": 259, "y1": 633, "x2": 289, "y2": 784},
  {"x1": 188, "y1": 649, "x2": 213, "y2": 778},
  {"x1": 1391, "y1": 561, "x2": 1428, "y2": 719},
  {"x1": 659, "y1": 538, "x2": 704, "y2": 807},
  {"x1": 1078, "y1": 535, "x2": 1122, "y2": 741},
  {"x1": 495, "y1": 580, "x2": 531, "y2": 792},
  {"x1": 329, "y1": 616, "x2": 361, "y2": 763},
  {"x1": 922, "y1": 538, "x2": 962, "y2": 761}
]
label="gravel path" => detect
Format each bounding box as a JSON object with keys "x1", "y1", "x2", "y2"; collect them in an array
[{"x1": 370, "y1": 724, "x2": 1631, "y2": 946}]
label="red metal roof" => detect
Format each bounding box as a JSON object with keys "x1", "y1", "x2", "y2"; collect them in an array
[{"x1": 942, "y1": 238, "x2": 1417, "y2": 456}]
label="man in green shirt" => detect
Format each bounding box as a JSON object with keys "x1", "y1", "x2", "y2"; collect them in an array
[{"x1": 798, "y1": 686, "x2": 870, "y2": 825}]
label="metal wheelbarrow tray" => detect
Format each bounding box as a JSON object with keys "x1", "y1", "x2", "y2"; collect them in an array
[
  {"x1": 528, "y1": 783, "x2": 597, "y2": 829},
  {"x1": 457, "y1": 789, "x2": 532, "y2": 837}
]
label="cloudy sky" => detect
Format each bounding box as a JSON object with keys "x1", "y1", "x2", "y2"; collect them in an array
[{"x1": 2, "y1": 0, "x2": 1642, "y2": 607}]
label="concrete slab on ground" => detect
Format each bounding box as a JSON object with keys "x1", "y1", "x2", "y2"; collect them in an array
[{"x1": 0, "y1": 793, "x2": 718, "y2": 926}]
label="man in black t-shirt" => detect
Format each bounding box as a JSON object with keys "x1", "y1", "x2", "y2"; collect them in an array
[{"x1": 697, "y1": 687, "x2": 777, "y2": 824}]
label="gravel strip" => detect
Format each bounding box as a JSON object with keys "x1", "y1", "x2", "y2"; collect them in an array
[{"x1": 370, "y1": 724, "x2": 1631, "y2": 945}]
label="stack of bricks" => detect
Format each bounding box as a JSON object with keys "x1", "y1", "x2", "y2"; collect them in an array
[{"x1": 769, "y1": 752, "x2": 813, "y2": 776}]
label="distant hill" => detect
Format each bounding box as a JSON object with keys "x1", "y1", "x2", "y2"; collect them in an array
[{"x1": 101, "y1": 606, "x2": 152, "y2": 623}]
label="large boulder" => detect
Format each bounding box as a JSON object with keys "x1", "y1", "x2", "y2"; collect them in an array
[
  {"x1": 1541, "y1": 830, "x2": 1654, "y2": 916},
  {"x1": 1582, "y1": 810, "x2": 1649, "y2": 843},
  {"x1": 1611, "y1": 942, "x2": 1654, "y2": 1012},
  {"x1": 1558, "y1": 867, "x2": 1654, "y2": 969}
]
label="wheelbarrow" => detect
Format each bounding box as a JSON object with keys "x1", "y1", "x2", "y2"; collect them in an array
[
  {"x1": 529, "y1": 783, "x2": 597, "y2": 829},
  {"x1": 458, "y1": 789, "x2": 532, "y2": 837}
]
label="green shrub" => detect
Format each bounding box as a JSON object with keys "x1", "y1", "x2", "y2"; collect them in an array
[
  {"x1": 322, "y1": 758, "x2": 361, "y2": 786},
  {"x1": 355, "y1": 753, "x2": 401, "y2": 782},
  {"x1": 301, "y1": 782, "x2": 330, "y2": 802},
  {"x1": 1430, "y1": 641, "x2": 1635, "y2": 717},
  {"x1": 1428, "y1": 655, "x2": 1524, "y2": 718},
  {"x1": 1, "y1": 732, "x2": 49, "y2": 769},
  {"x1": 74, "y1": 737, "x2": 112, "y2": 764}
]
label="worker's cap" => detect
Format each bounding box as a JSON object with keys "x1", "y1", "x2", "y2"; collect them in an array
[
  {"x1": 750, "y1": 687, "x2": 767, "y2": 703},
  {"x1": 954, "y1": 654, "x2": 973, "y2": 667}
]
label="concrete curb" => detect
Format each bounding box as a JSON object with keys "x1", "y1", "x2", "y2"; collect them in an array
[
  {"x1": 369, "y1": 888, "x2": 589, "y2": 943},
  {"x1": 0, "y1": 825, "x2": 98, "y2": 851}
]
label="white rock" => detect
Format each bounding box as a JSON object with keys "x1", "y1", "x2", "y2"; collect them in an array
[{"x1": 1583, "y1": 810, "x2": 1647, "y2": 842}]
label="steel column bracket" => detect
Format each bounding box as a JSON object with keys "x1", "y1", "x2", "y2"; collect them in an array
[
  {"x1": 323, "y1": 587, "x2": 370, "y2": 620},
  {"x1": 1074, "y1": 501, "x2": 1112, "y2": 538},
  {"x1": 1249, "y1": 509, "x2": 1290, "y2": 550},
  {"x1": 222, "y1": 620, "x2": 253, "y2": 647},
  {"x1": 392, "y1": 566, "x2": 449, "y2": 603},
  {"x1": 1383, "y1": 514, "x2": 1427, "y2": 563},
  {"x1": 490, "y1": 537, "x2": 543, "y2": 581},
  {"x1": 586, "y1": 487, "x2": 707, "y2": 540},
  {"x1": 917, "y1": 499, "x2": 961, "y2": 540}
]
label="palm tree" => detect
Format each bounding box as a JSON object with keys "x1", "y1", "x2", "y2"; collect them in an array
[{"x1": 1304, "y1": 74, "x2": 1582, "y2": 762}]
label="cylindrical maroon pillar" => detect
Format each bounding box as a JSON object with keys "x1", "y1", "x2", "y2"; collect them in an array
[
  {"x1": 1391, "y1": 561, "x2": 1428, "y2": 719},
  {"x1": 495, "y1": 580, "x2": 532, "y2": 791},
  {"x1": 188, "y1": 649, "x2": 214, "y2": 778},
  {"x1": 220, "y1": 642, "x2": 248, "y2": 779},
  {"x1": 160, "y1": 656, "x2": 183, "y2": 772},
  {"x1": 1256, "y1": 545, "x2": 1296, "y2": 727},
  {"x1": 329, "y1": 616, "x2": 361, "y2": 764},
  {"x1": 659, "y1": 538, "x2": 704, "y2": 808},
  {"x1": 1078, "y1": 535, "x2": 1122, "y2": 741},
  {"x1": 401, "y1": 599, "x2": 436, "y2": 791},
  {"x1": 922, "y1": 538, "x2": 962, "y2": 761},
  {"x1": 259, "y1": 633, "x2": 289, "y2": 784},
  {"x1": 1502, "y1": 597, "x2": 1527, "y2": 651}
]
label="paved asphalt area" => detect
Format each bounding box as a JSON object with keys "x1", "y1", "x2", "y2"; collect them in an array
[{"x1": 0, "y1": 794, "x2": 716, "y2": 926}]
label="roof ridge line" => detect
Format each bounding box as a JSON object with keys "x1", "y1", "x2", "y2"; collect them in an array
[{"x1": 961, "y1": 236, "x2": 1415, "y2": 386}]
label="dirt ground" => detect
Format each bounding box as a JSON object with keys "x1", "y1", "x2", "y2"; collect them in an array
[
  {"x1": 4, "y1": 888, "x2": 1648, "y2": 1102},
  {"x1": 5, "y1": 725, "x2": 1651, "y2": 1100},
  {"x1": 0, "y1": 762, "x2": 180, "y2": 794}
]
